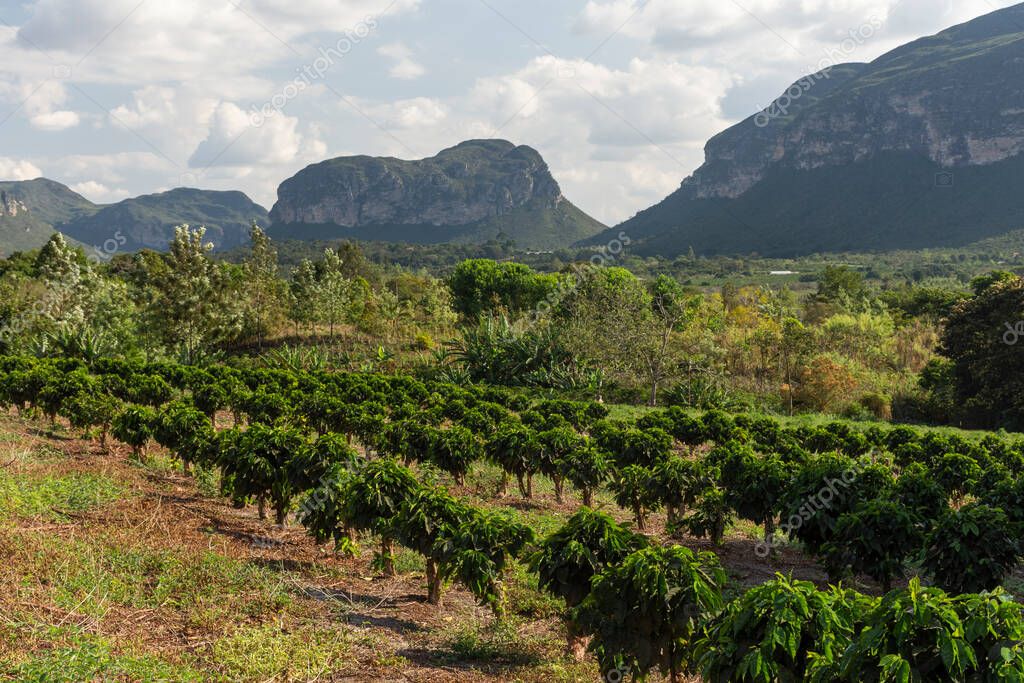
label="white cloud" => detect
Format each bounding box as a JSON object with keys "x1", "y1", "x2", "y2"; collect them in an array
[
  {"x1": 0, "y1": 158, "x2": 43, "y2": 181},
  {"x1": 0, "y1": 0, "x2": 1017, "y2": 226},
  {"x1": 378, "y1": 42, "x2": 426, "y2": 80},
  {"x1": 190, "y1": 102, "x2": 310, "y2": 168},
  {"x1": 28, "y1": 109, "x2": 79, "y2": 131},
  {"x1": 367, "y1": 97, "x2": 447, "y2": 129},
  {"x1": 70, "y1": 180, "x2": 131, "y2": 203},
  {"x1": 0, "y1": 80, "x2": 81, "y2": 131}
]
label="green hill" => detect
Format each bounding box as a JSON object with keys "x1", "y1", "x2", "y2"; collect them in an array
[
  {"x1": 61, "y1": 188, "x2": 268, "y2": 252},
  {"x1": 594, "y1": 3, "x2": 1024, "y2": 257},
  {"x1": 268, "y1": 140, "x2": 606, "y2": 250},
  {"x1": 0, "y1": 179, "x2": 96, "y2": 254}
]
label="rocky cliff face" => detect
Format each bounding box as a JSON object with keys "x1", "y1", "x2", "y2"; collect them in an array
[
  {"x1": 272, "y1": 140, "x2": 562, "y2": 227},
  {"x1": 269, "y1": 140, "x2": 605, "y2": 249},
  {"x1": 0, "y1": 192, "x2": 28, "y2": 217},
  {"x1": 603, "y1": 3, "x2": 1024, "y2": 257}
]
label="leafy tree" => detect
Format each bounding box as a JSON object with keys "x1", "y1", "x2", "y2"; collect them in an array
[
  {"x1": 696, "y1": 574, "x2": 868, "y2": 683},
  {"x1": 610, "y1": 465, "x2": 660, "y2": 531},
  {"x1": 941, "y1": 274, "x2": 1024, "y2": 429},
  {"x1": 148, "y1": 225, "x2": 241, "y2": 362},
  {"x1": 559, "y1": 267, "x2": 668, "y2": 404},
  {"x1": 342, "y1": 459, "x2": 421, "y2": 577},
  {"x1": 486, "y1": 422, "x2": 541, "y2": 497},
  {"x1": 447, "y1": 259, "x2": 554, "y2": 319},
  {"x1": 221, "y1": 424, "x2": 306, "y2": 524},
  {"x1": 112, "y1": 405, "x2": 157, "y2": 459},
  {"x1": 241, "y1": 223, "x2": 286, "y2": 349},
  {"x1": 822, "y1": 500, "x2": 923, "y2": 591},
  {"x1": 923, "y1": 504, "x2": 1021, "y2": 594},
  {"x1": 683, "y1": 486, "x2": 734, "y2": 547},
  {"x1": 432, "y1": 508, "x2": 534, "y2": 618},
  {"x1": 556, "y1": 443, "x2": 609, "y2": 507},
  {"x1": 778, "y1": 317, "x2": 814, "y2": 415},
  {"x1": 838, "y1": 578, "x2": 976, "y2": 681},
  {"x1": 574, "y1": 545, "x2": 726, "y2": 682},
  {"x1": 640, "y1": 275, "x2": 698, "y2": 405},
  {"x1": 288, "y1": 258, "x2": 319, "y2": 334},
  {"x1": 389, "y1": 485, "x2": 470, "y2": 605},
  {"x1": 312, "y1": 247, "x2": 363, "y2": 339},
  {"x1": 531, "y1": 508, "x2": 649, "y2": 658},
  {"x1": 815, "y1": 265, "x2": 867, "y2": 304},
  {"x1": 427, "y1": 425, "x2": 482, "y2": 486},
  {"x1": 649, "y1": 456, "x2": 708, "y2": 525}
]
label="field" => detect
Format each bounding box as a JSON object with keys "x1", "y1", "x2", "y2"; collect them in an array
[
  {"x1": 0, "y1": 406, "x2": 841, "y2": 683},
  {"x1": 1, "y1": 232, "x2": 1023, "y2": 681}
]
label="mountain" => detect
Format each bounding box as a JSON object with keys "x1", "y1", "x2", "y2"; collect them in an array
[
  {"x1": 268, "y1": 139, "x2": 607, "y2": 249},
  {"x1": 61, "y1": 188, "x2": 268, "y2": 252},
  {"x1": 0, "y1": 180, "x2": 268, "y2": 254},
  {"x1": 0, "y1": 179, "x2": 95, "y2": 253},
  {"x1": 600, "y1": 4, "x2": 1024, "y2": 257}
]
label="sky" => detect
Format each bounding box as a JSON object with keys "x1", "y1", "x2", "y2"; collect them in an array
[{"x1": 0, "y1": 0, "x2": 1018, "y2": 226}]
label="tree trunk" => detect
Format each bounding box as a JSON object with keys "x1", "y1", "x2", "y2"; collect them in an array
[
  {"x1": 257, "y1": 495, "x2": 267, "y2": 521},
  {"x1": 275, "y1": 505, "x2": 288, "y2": 526},
  {"x1": 566, "y1": 619, "x2": 588, "y2": 661},
  {"x1": 713, "y1": 519, "x2": 726, "y2": 546},
  {"x1": 554, "y1": 477, "x2": 564, "y2": 504},
  {"x1": 634, "y1": 505, "x2": 646, "y2": 532},
  {"x1": 526, "y1": 473, "x2": 533, "y2": 499},
  {"x1": 764, "y1": 516, "x2": 775, "y2": 544},
  {"x1": 381, "y1": 537, "x2": 396, "y2": 577},
  {"x1": 499, "y1": 472, "x2": 509, "y2": 497},
  {"x1": 649, "y1": 378, "x2": 659, "y2": 407},
  {"x1": 426, "y1": 558, "x2": 443, "y2": 605},
  {"x1": 516, "y1": 473, "x2": 528, "y2": 497},
  {"x1": 582, "y1": 488, "x2": 593, "y2": 508}
]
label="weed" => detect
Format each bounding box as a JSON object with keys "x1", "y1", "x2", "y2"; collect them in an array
[
  {"x1": 0, "y1": 471, "x2": 125, "y2": 521},
  {"x1": 209, "y1": 623, "x2": 350, "y2": 681}
]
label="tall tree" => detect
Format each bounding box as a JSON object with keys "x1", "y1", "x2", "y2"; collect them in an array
[
  {"x1": 149, "y1": 225, "x2": 240, "y2": 362},
  {"x1": 242, "y1": 223, "x2": 285, "y2": 349},
  {"x1": 313, "y1": 248, "x2": 361, "y2": 339},
  {"x1": 941, "y1": 274, "x2": 1024, "y2": 429}
]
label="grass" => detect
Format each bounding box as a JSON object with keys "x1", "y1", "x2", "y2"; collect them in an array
[
  {"x1": 210, "y1": 623, "x2": 350, "y2": 681},
  {"x1": 444, "y1": 618, "x2": 544, "y2": 666},
  {"x1": 0, "y1": 470, "x2": 125, "y2": 521},
  {"x1": 3, "y1": 626, "x2": 204, "y2": 683},
  {"x1": 53, "y1": 545, "x2": 293, "y2": 621}
]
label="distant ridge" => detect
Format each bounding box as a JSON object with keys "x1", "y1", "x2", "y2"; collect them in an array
[
  {"x1": 589, "y1": 3, "x2": 1024, "y2": 257},
  {"x1": 268, "y1": 139, "x2": 607, "y2": 250}
]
